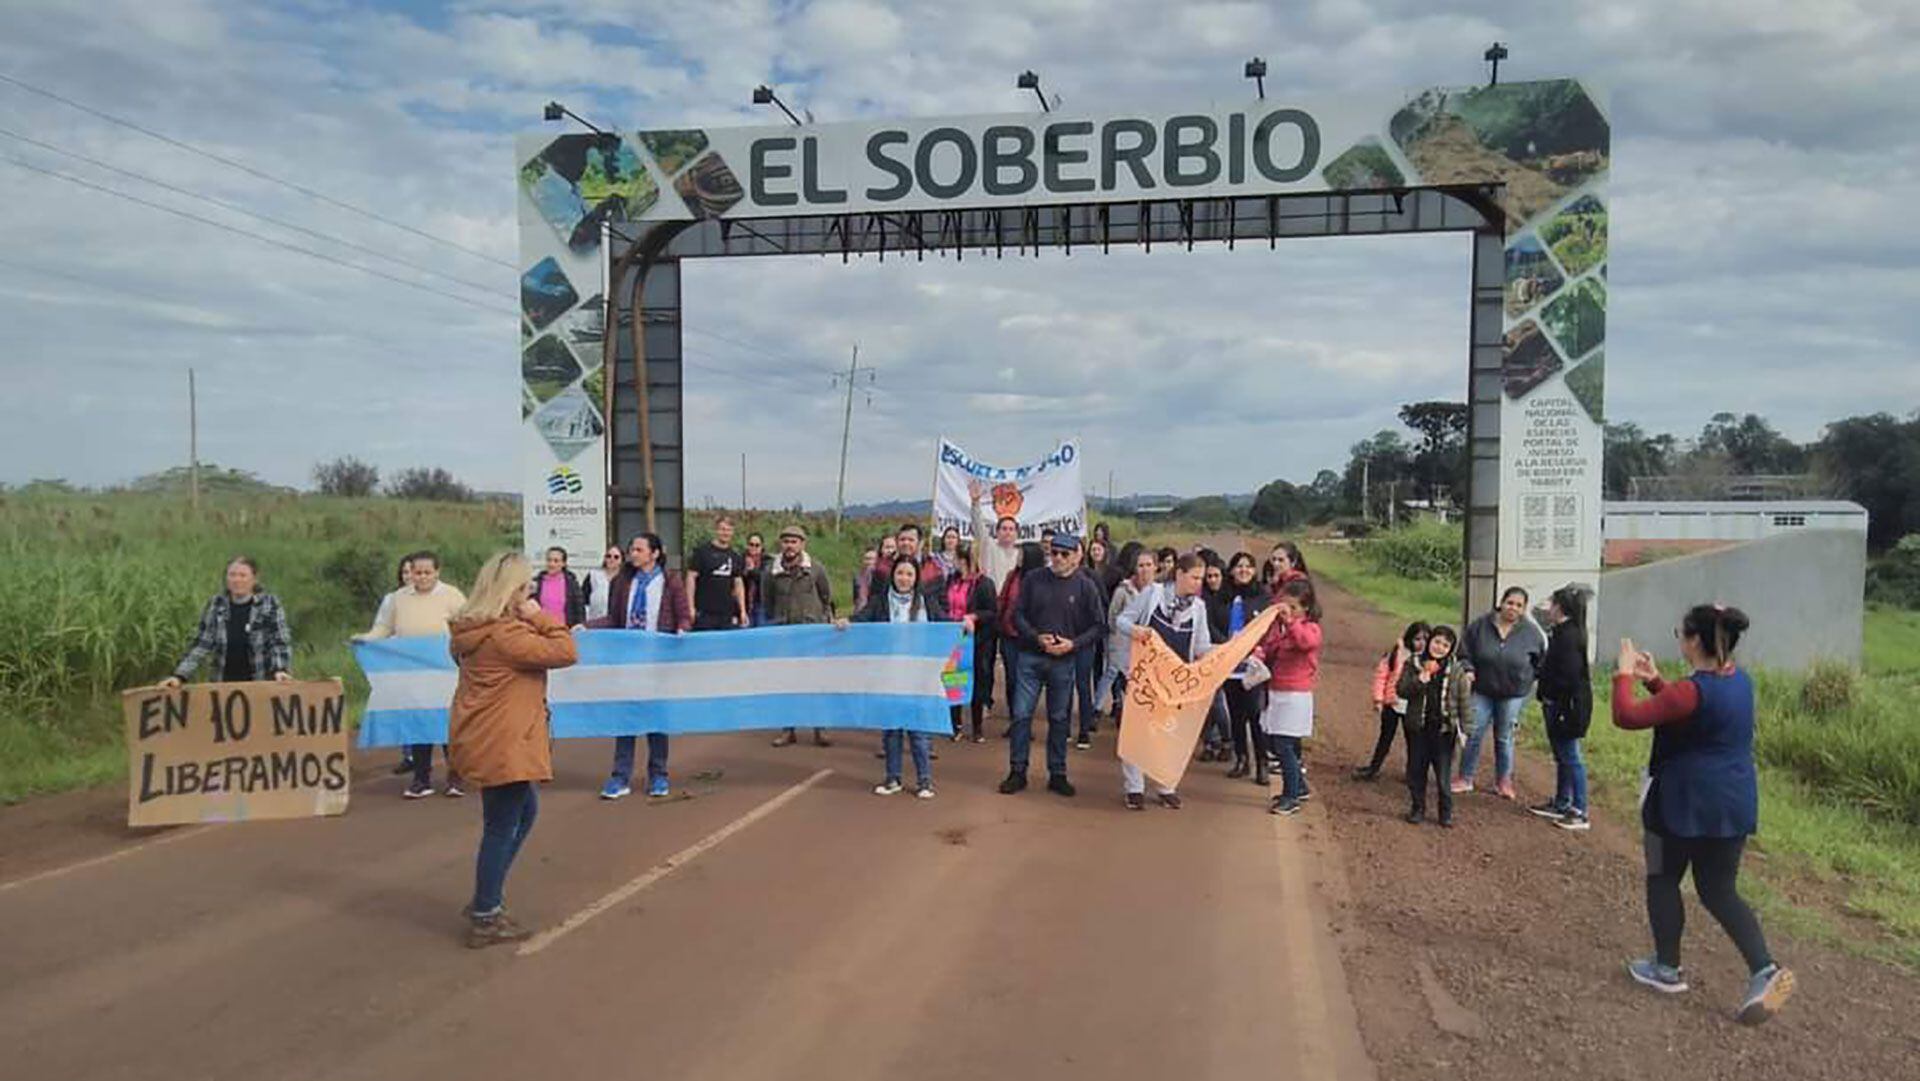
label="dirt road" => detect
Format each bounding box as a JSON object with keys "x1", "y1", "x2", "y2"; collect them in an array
[{"x1": 4, "y1": 575, "x2": 1918, "y2": 1081}]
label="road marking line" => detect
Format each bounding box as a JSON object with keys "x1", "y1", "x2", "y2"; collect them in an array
[
  {"x1": 517, "y1": 768, "x2": 833, "y2": 957},
  {"x1": 0, "y1": 823, "x2": 216, "y2": 896}
]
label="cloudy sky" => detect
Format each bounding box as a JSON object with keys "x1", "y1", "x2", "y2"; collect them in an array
[{"x1": 2, "y1": 0, "x2": 1916, "y2": 507}]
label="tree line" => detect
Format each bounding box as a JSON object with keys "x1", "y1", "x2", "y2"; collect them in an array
[{"x1": 1239, "y1": 405, "x2": 1919, "y2": 554}]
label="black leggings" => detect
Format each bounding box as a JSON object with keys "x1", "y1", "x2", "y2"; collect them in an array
[
  {"x1": 1225, "y1": 682, "x2": 1264, "y2": 760},
  {"x1": 1406, "y1": 730, "x2": 1453, "y2": 822},
  {"x1": 1644, "y1": 832, "x2": 1774, "y2": 974},
  {"x1": 1365, "y1": 706, "x2": 1405, "y2": 773}
]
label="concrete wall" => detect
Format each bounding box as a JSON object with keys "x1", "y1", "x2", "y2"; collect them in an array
[{"x1": 1595, "y1": 529, "x2": 1865, "y2": 671}]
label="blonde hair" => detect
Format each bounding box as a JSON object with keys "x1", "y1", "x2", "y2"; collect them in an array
[{"x1": 454, "y1": 551, "x2": 533, "y2": 623}]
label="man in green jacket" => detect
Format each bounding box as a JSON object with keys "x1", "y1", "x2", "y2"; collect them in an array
[{"x1": 765, "y1": 524, "x2": 835, "y2": 748}]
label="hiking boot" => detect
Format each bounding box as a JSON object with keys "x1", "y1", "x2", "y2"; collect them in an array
[
  {"x1": 1626, "y1": 957, "x2": 1689, "y2": 994},
  {"x1": 998, "y1": 772, "x2": 1028, "y2": 795},
  {"x1": 1737, "y1": 964, "x2": 1795, "y2": 1025},
  {"x1": 771, "y1": 730, "x2": 797, "y2": 747},
  {"x1": 466, "y1": 913, "x2": 531, "y2": 949},
  {"x1": 1556, "y1": 812, "x2": 1592, "y2": 832},
  {"x1": 1046, "y1": 775, "x2": 1076, "y2": 798},
  {"x1": 1528, "y1": 800, "x2": 1570, "y2": 819},
  {"x1": 1124, "y1": 792, "x2": 1146, "y2": 811},
  {"x1": 1156, "y1": 792, "x2": 1182, "y2": 810}
]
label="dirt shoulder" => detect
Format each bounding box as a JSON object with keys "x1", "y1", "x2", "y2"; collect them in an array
[{"x1": 1303, "y1": 576, "x2": 1920, "y2": 1081}]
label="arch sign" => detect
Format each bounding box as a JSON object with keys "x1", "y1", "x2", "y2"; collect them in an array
[{"x1": 517, "y1": 78, "x2": 1609, "y2": 614}]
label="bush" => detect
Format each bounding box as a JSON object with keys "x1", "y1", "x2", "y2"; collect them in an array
[
  {"x1": 1866, "y1": 534, "x2": 1920, "y2": 609},
  {"x1": 313, "y1": 456, "x2": 380, "y2": 497},
  {"x1": 387, "y1": 467, "x2": 474, "y2": 503},
  {"x1": 1355, "y1": 521, "x2": 1463, "y2": 583},
  {"x1": 1799, "y1": 660, "x2": 1857, "y2": 716}
]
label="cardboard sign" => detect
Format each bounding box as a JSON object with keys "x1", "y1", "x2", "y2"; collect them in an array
[
  {"x1": 123, "y1": 679, "x2": 351, "y2": 828},
  {"x1": 1117, "y1": 606, "x2": 1280, "y2": 790}
]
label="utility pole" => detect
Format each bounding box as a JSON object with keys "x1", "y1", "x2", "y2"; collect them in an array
[
  {"x1": 1360, "y1": 456, "x2": 1370, "y2": 523},
  {"x1": 833, "y1": 343, "x2": 864, "y2": 533},
  {"x1": 1107, "y1": 469, "x2": 1114, "y2": 510},
  {"x1": 740, "y1": 452, "x2": 747, "y2": 511},
  {"x1": 188, "y1": 367, "x2": 200, "y2": 516}
]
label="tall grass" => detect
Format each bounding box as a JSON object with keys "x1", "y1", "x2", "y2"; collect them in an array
[{"x1": 0, "y1": 492, "x2": 517, "y2": 802}]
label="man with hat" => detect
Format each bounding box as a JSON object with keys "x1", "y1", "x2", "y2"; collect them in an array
[
  {"x1": 1002, "y1": 532, "x2": 1106, "y2": 797},
  {"x1": 764, "y1": 524, "x2": 835, "y2": 748}
]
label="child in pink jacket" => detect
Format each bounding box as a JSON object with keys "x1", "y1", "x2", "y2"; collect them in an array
[{"x1": 1251, "y1": 578, "x2": 1324, "y2": 815}]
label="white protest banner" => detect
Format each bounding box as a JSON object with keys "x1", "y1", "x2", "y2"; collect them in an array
[{"x1": 933, "y1": 438, "x2": 1086, "y2": 543}]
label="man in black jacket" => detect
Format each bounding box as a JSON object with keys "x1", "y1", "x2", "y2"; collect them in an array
[{"x1": 1002, "y1": 534, "x2": 1105, "y2": 797}]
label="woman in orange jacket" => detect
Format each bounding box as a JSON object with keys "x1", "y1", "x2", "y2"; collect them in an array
[{"x1": 446, "y1": 551, "x2": 579, "y2": 948}]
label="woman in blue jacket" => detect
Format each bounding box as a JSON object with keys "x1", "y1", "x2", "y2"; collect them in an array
[{"x1": 1612, "y1": 604, "x2": 1794, "y2": 1025}]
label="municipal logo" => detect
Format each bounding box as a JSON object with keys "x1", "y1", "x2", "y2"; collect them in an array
[{"x1": 546, "y1": 466, "x2": 584, "y2": 496}]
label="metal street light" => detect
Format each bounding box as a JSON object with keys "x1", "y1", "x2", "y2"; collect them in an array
[
  {"x1": 1016, "y1": 70, "x2": 1050, "y2": 113},
  {"x1": 543, "y1": 101, "x2": 611, "y2": 139},
  {"x1": 1244, "y1": 57, "x2": 1267, "y2": 99},
  {"x1": 752, "y1": 85, "x2": 803, "y2": 126}
]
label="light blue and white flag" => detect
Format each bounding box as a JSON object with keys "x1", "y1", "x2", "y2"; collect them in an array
[{"x1": 353, "y1": 624, "x2": 966, "y2": 747}]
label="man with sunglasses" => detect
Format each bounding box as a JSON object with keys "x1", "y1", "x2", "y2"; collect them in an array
[{"x1": 1002, "y1": 533, "x2": 1105, "y2": 797}]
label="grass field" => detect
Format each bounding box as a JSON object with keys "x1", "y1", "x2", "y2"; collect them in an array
[
  {"x1": 0, "y1": 492, "x2": 517, "y2": 802},
  {"x1": 1308, "y1": 532, "x2": 1920, "y2": 966}
]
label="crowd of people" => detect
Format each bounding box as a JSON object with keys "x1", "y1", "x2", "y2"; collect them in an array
[{"x1": 154, "y1": 503, "x2": 1794, "y2": 1023}]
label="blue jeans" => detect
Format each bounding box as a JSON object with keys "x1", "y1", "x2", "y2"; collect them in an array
[
  {"x1": 1273, "y1": 735, "x2": 1306, "y2": 801},
  {"x1": 472, "y1": 781, "x2": 538, "y2": 916},
  {"x1": 1010, "y1": 649, "x2": 1075, "y2": 777},
  {"x1": 1551, "y1": 734, "x2": 1588, "y2": 813},
  {"x1": 1460, "y1": 693, "x2": 1526, "y2": 785},
  {"x1": 883, "y1": 728, "x2": 933, "y2": 787},
  {"x1": 610, "y1": 733, "x2": 669, "y2": 785}
]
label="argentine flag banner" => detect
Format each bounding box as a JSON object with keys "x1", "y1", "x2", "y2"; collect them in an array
[{"x1": 353, "y1": 624, "x2": 969, "y2": 747}]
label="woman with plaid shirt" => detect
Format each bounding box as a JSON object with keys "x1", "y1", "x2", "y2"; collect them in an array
[{"x1": 162, "y1": 557, "x2": 293, "y2": 687}]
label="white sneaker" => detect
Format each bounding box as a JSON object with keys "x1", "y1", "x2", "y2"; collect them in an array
[
  {"x1": 873, "y1": 780, "x2": 903, "y2": 796},
  {"x1": 916, "y1": 785, "x2": 936, "y2": 800}
]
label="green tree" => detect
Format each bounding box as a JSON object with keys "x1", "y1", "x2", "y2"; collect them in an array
[
  {"x1": 1815, "y1": 412, "x2": 1920, "y2": 550},
  {"x1": 312, "y1": 456, "x2": 380, "y2": 497},
  {"x1": 1695, "y1": 412, "x2": 1807, "y2": 475},
  {"x1": 1249, "y1": 479, "x2": 1308, "y2": 528},
  {"x1": 1603, "y1": 422, "x2": 1678, "y2": 499},
  {"x1": 1397, "y1": 400, "x2": 1468, "y2": 505},
  {"x1": 1342, "y1": 431, "x2": 1411, "y2": 518}
]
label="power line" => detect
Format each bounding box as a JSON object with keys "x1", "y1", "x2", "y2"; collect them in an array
[
  {"x1": 0, "y1": 68, "x2": 514, "y2": 269},
  {"x1": 0, "y1": 153, "x2": 508, "y2": 316},
  {"x1": 0, "y1": 124, "x2": 507, "y2": 300}
]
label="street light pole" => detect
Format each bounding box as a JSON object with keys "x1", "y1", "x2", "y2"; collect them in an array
[{"x1": 833, "y1": 344, "x2": 861, "y2": 533}]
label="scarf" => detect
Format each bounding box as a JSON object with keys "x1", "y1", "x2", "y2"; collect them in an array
[
  {"x1": 627, "y1": 565, "x2": 664, "y2": 630},
  {"x1": 886, "y1": 587, "x2": 925, "y2": 624}
]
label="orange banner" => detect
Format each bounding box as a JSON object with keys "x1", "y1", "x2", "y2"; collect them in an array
[{"x1": 1118, "y1": 606, "x2": 1280, "y2": 790}]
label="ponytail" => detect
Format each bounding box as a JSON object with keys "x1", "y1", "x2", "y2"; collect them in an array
[{"x1": 1682, "y1": 603, "x2": 1750, "y2": 668}]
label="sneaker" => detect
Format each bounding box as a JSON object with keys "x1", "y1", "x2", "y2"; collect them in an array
[
  {"x1": 1156, "y1": 792, "x2": 1182, "y2": 810},
  {"x1": 444, "y1": 781, "x2": 465, "y2": 798},
  {"x1": 771, "y1": 730, "x2": 797, "y2": 747},
  {"x1": 1404, "y1": 810, "x2": 1425, "y2": 825},
  {"x1": 391, "y1": 759, "x2": 415, "y2": 776},
  {"x1": 1269, "y1": 797, "x2": 1301, "y2": 816},
  {"x1": 599, "y1": 779, "x2": 631, "y2": 801},
  {"x1": 403, "y1": 782, "x2": 434, "y2": 799},
  {"x1": 915, "y1": 785, "x2": 936, "y2": 800},
  {"x1": 466, "y1": 913, "x2": 532, "y2": 950},
  {"x1": 1626, "y1": 957, "x2": 1689, "y2": 994},
  {"x1": 1437, "y1": 817, "x2": 1454, "y2": 828},
  {"x1": 1528, "y1": 800, "x2": 1570, "y2": 819},
  {"x1": 1450, "y1": 779, "x2": 1475, "y2": 794},
  {"x1": 874, "y1": 780, "x2": 904, "y2": 796},
  {"x1": 998, "y1": 772, "x2": 1028, "y2": 795},
  {"x1": 970, "y1": 734, "x2": 986, "y2": 744},
  {"x1": 1495, "y1": 778, "x2": 1517, "y2": 800},
  {"x1": 1124, "y1": 792, "x2": 1146, "y2": 811},
  {"x1": 1737, "y1": 964, "x2": 1795, "y2": 1026},
  {"x1": 1075, "y1": 736, "x2": 1092, "y2": 751},
  {"x1": 1556, "y1": 812, "x2": 1592, "y2": 832},
  {"x1": 1297, "y1": 789, "x2": 1312, "y2": 803},
  {"x1": 647, "y1": 776, "x2": 670, "y2": 799},
  {"x1": 1046, "y1": 775, "x2": 1077, "y2": 798},
  {"x1": 1351, "y1": 767, "x2": 1379, "y2": 781}
]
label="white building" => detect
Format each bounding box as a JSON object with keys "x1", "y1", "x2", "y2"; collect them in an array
[{"x1": 1603, "y1": 501, "x2": 1868, "y2": 543}]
